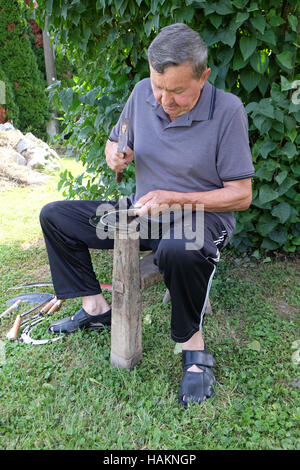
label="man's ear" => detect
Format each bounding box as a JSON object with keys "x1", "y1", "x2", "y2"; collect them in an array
[{"x1": 201, "y1": 68, "x2": 211, "y2": 83}]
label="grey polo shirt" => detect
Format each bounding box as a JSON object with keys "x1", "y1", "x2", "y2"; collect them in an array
[{"x1": 109, "y1": 78, "x2": 255, "y2": 239}]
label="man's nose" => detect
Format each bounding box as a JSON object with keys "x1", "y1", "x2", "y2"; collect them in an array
[{"x1": 161, "y1": 91, "x2": 174, "y2": 106}]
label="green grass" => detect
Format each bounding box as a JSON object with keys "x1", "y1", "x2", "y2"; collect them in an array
[{"x1": 0, "y1": 160, "x2": 299, "y2": 450}]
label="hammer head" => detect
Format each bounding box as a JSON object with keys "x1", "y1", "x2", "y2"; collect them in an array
[{"x1": 117, "y1": 118, "x2": 129, "y2": 153}]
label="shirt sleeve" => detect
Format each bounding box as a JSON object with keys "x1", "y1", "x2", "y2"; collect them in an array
[
  {"x1": 216, "y1": 104, "x2": 255, "y2": 182},
  {"x1": 109, "y1": 91, "x2": 135, "y2": 150}
]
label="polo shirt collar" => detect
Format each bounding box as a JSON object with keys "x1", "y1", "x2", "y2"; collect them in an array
[{"x1": 146, "y1": 80, "x2": 213, "y2": 128}]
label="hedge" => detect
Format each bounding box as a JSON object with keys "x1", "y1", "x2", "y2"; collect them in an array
[
  {"x1": 0, "y1": 0, "x2": 51, "y2": 139},
  {"x1": 35, "y1": 0, "x2": 299, "y2": 253},
  {"x1": 0, "y1": 66, "x2": 20, "y2": 126}
]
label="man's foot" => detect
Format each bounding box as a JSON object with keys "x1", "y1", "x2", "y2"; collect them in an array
[
  {"x1": 179, "y1": 331, "x2": 215, "y2": 407},
  {"x1": 178, "y1": 350, "x2": 216, "y2": 409},
  {"x1": 82, "y1": 293, "x2": 110, "y2": 316},
  {"x1": 49, "y1": 307, "x2": 111, "y2": 334}
]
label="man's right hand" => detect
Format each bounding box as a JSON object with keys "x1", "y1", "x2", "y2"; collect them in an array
[{"x1": 105, "y1": 140, "x2": 134, "y2": 172}]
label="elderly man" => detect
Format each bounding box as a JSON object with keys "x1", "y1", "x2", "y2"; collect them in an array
[{"x1": 40, "y1": 23, "x2": 255, "y2": 408}]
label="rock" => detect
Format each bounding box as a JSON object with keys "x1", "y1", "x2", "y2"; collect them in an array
[
  {"x1": 27, "y1": 148, "x2": 48, "y2": 169},
  {"x1": 24, "y1": 132, "x2": 36, "y2": 141},
  {"x1": 247, "y1": 340, "x2": 261, "y2": 352},
  {"x1": 291, "y1": 349, "x2": 300, "y2": 365},
  {"x1": 15, "y1": 138, "x2": 35, "y2": 155},
  {"x1": 48, "y1": 148, "x2": 61, "y2": 160},
  {"x1": 0, "y1": 125, "x2": 61, "y2": 186},
  {"x1": 0, "y1": 122, "x2": 15, "y2": 131},
  {"x1": 2, "y1": 129, "x2": 24, "y2": 148},
  {"x1": 0, "y1": 147, "x2": 25, "y2": 165},
  {"x1": 291, "y1": 379, "x2": 300, "y2": 389},
  {"x1": 12, "y1": 151, "x2": 26, "y2": 166},
  {"x1": 0, "y1": 132, "x2": 9, "y2": 147},
  {"x1": 292, "y1": 340, "x2": 300, "y2": 350}
]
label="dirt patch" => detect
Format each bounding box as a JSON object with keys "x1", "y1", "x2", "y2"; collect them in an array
[
  {"x1": 273, "y1": 299, "x2": 298, "y2": 321},
  {"x1": 26, "y1": 263, "x2": 52, "y2": 282}
]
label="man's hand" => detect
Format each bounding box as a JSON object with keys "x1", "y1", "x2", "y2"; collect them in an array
[
  {"x1": 105, "y1": 140, "x2": 134, "y2": 173},
  {"x1": 134, "y1": 190, "x2": 177, "y2": 217}
]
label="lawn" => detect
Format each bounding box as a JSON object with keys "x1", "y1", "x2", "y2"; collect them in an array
[{"x1": 0, "y1": 159, "x2": 299, "y2": 450}]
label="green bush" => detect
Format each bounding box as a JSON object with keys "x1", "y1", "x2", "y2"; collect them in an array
[
  {"x1": 35, "y1": 0, "x2": 299, "y2": 253},
  {"x1": 0, "y1": 66, "x2": 20, "y2": 127},
  {"x1": 0, "y1": 0, "x2": 51, "y2": 138}
]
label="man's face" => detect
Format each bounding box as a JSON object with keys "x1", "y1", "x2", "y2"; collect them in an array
[{"x1": 150, "y1": 62, "x2": 210, "y2": 120}]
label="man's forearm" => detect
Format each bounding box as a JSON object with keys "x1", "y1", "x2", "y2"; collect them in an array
[
  {"x1": 135, "y1": 179, "x2": 252, "y2": 217},
  {"x1": 175, "y1": 185, "x2": 252, "y2": 212}
]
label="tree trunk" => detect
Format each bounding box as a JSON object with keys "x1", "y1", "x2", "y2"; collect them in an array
[{"x1": 42, "y1": 16, "x2": 59, "y2": 137}]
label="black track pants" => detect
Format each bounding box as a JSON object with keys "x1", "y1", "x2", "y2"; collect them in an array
[{"x1": 40, "y1": 200, "x2": 228, "y2": 342}]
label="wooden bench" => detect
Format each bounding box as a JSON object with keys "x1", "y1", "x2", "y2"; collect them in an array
[{"x1": 110, "y1": 230, "x2": 212, "y2": 369}]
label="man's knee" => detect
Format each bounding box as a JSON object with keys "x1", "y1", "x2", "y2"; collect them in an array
[
  {"x1": 154, "y1": 238, "x2": 204, "y2": 271},
  {"x1": 40, "y1": 201, "x2": 63, "y2": 227}
]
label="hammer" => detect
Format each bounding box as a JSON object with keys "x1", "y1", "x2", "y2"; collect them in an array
[{"x1": 116, "y1": 117, "x2": 129, "y2": 183}]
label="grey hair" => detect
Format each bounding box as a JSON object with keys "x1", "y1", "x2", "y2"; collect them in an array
[{"x1": 147, "y1": 23, "x2": 208, "y2": 79}]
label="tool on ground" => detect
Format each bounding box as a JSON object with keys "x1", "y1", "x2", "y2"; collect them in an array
[
  {"x1": 20, "y1": 296, "x2": 57, "y2": 327},
  {"x1": 20, "y1": 299, "x2": 65, "y2": 345},
  {"x1": 9, "y1": 280, "x2": 112, "y2": 292},
  {"x1": 8, "y1": 282, "x2": 53, "y2": 290},
  {"x1": 0, "y1": 299, "x2": 22, "y2": 319},
  {"x1": 5, "y1": 292, "x2": 53, "y2": 306},
  {"x1": 20, "y1": 317, "x2": 63, "y2": 345},
  {"x1": 116, "y1": 117, "x2": 129, "y2": 183},
  {"x1": 5, "y1": 296, "x2": 55, "y2": 341}
]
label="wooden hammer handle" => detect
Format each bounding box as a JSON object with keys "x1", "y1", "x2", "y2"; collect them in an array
[
  {"x1": 116, "y1": 150, "x2": 126, "y2": 183},
  {"x1": 116, "y1": 171, "x2": 123, "y2": 183}
]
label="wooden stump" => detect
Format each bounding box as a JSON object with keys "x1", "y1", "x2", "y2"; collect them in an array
[
  {"x1": 110, "y1": 230, "x2": 142, "y2": 369},
  {"x1": 110, "y1": 246, "x2": 213, "y2": 370}
]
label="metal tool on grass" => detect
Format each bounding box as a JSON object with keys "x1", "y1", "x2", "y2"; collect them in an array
[
  {"x1": 9, "y1": 281, "x2": 113, "y2": 292},
  {"x1": 5, "y1": 292, "x2": 53, "y2": 306},
  {"x1": 5, "y1": 296, "x2": 56, "y2": 341},
  {"x1": 20, "y1": 299, "x2": 65, "y2": 345},
  {"x1": 8, "y1": 282, "x2": 53, "y2": 290},
  {"x1": 20, "y1": 296, "x2": 57, "y2": 327},
  {"x1": 116, "y1": 117, "x2": 129, "y2": 183}
]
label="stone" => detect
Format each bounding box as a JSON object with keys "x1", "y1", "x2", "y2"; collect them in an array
[
  {"x1": 0, "y1": 125, "x2": 61, "y2": 182},
  {"x1": 48, "y1": 148, "x2": 61, "y2": 160},
  {"x1": 0, "y1": 122, "x2": 15, "y2": 131},
  {"x1": 15, "y1": 138, "x2": 35, "y2": 155},
  {"x1": 27, "y1": 148, "x2": 48, "y2": 169},
  {"x1": 12, "y1": 151, "x2": 26, "y2": 166},
  {"x1": 0, "y1": 132, "x2": 9, "y2": 147},
  {"x1": 292, "y1": 379, "x2": 300, "y2": 389}
]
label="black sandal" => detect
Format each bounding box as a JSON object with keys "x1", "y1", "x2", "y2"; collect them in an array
[
  {"x1": 49, "y1": 307, "x2": 111, "y2": 335},
  {"x1": 178, "y1": 350, "x2": 216, "y2": 409}
]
